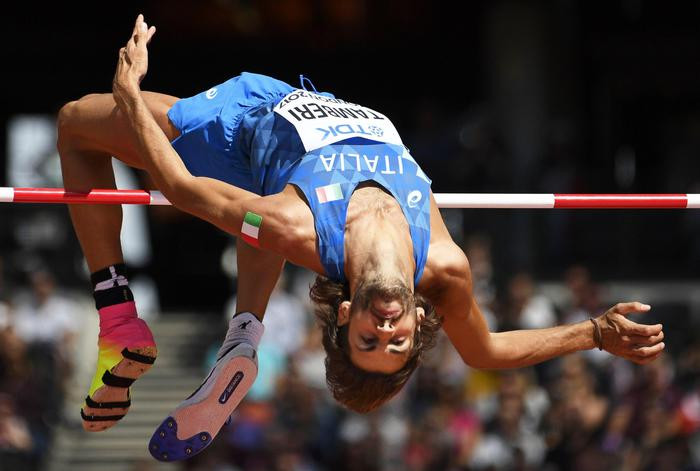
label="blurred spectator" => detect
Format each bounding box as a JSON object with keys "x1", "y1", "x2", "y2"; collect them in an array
[
  {"x1": 11, "y1": 269, "x2": 79, "y2": 355},
  {"x1": 0, "y1": 266, "x2": 81, "y2": 469},
  {"x1": 544, "y1": 355, "x2": 612, "y2": 469},
  {"x1": 292, "y1": 323, "x2": 323, "y2": 378},
  {"x1": 0, "y1": 318, "x2": 42, "y2": 471},
  {"x1": 501, "y1": 272, "x2": 557, "y2": 331},
  {"x1": 463, "y1": 234, "x2": 498, "y2": 331},
  {"x1": 560, "y1": 265, "x2": 603, "y2": 324},
  {"x1": 470, "y1": 370, "x2": 547, "y2": 470},
  {"x1": 0, "y1": 393, "x2": 33, "y2": 470}
]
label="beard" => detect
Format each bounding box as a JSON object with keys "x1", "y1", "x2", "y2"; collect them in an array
[{"x1": 350, "y1": 275, "x2": 415, "y2": 317}]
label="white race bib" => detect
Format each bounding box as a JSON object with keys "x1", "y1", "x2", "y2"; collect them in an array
[{"x1": 274, "y1": 90, "x2": 403, "y2": 152}]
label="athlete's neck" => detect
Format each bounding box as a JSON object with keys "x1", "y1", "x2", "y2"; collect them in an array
[{"x1": 344, "y1": 192, "x2": 415, "y2": 295}]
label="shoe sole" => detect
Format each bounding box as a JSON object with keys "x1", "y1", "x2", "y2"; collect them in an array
[
  {"x1": 148, "y1": 345, "x2": 256, "y2": 461},
  {"x1": 81, "y1": 345, "x2": 158, "y2": 432}
]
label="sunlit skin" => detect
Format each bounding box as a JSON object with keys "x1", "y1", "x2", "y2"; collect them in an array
[{"x1": 338, "y1": 298, "x2": 425, "y2": 374}]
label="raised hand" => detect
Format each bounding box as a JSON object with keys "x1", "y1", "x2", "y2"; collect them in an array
[
  {"x1": 113, "y1": 14, "x2": 156, "y2": 103},
  {"x1": 595, "y1": 302, "x2": 665, "y2": 364}
]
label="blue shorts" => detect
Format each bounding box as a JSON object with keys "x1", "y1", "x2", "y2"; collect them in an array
[{"x1": 167, "y1": 72, "x2": 295, "y2": 194}]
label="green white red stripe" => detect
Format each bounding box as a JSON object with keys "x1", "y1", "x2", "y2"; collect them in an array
[
  {"x1": 315, "y1": 183, "x2": 343, "y2": 204},
  {"x1": 240, "y1": 212, "x2": 262, "y2": 247}
]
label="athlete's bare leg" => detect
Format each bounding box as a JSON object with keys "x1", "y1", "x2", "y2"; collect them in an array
[
  {"x1": 234, "y1": 238, "x2": 286, "y2": 319},
  {"x1": 148, "y1": 239, "x2": 285, "y2": 461},
  {"x1": 57, "y1": 91, "x2": 179, "y2": 430},
  {"x1": 57, "y1": 91, "x2": 180, "y2": 272}
]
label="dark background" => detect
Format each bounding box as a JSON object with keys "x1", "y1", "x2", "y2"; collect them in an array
[{"x1": 1, "y1": 0, "x2": 699, "y2": 310}]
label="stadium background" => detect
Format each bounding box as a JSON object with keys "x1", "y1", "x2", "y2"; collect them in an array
[{"x1": 1, "y1": 1, "x2": 699, "y2": 470}]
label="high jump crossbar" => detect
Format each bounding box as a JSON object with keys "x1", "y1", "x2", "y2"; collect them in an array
[{"x1": 1, "y1": 187, "x2": 699, "y2": 209}]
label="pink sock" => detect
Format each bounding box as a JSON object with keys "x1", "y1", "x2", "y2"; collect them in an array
[
  {"x1": 98, "y1": 301, "x2": 155, "y2": 347},
  {"x1": 91, "y1": 264, "x2": 154, "y2": 348}
]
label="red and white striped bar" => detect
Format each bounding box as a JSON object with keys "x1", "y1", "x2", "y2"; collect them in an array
[
  {"x1": 1, "y1": 188, "x2": 699, "y2": 209},
  {"x1": 0, "y1": 187, "x2": 171, "y2": 206}
]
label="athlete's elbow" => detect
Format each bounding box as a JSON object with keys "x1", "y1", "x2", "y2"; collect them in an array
[
  {"x1": 157, "y1": 184, "x2": 185, "y2": 209},
  {"x1": 461, "y1": 335, "x2": 508, "y2": 370},
  {"x1": 159, "y1": 177, "x2": 198, "y2": 212},
  {"x1": 270, "y1": 213, "x2": 303, "y2": 255}
]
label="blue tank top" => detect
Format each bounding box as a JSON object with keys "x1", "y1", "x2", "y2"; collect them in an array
[
  {"x1": 236, "y1": 76, "x2": 432, "y2": 284},
  {"x1": 287, "y1": 141, "x2": 431, "y2": 285}
]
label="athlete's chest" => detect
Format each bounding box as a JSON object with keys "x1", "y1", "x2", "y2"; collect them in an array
[{"x1": 345, "y1": 184, "x2": 402, "y2": 220}]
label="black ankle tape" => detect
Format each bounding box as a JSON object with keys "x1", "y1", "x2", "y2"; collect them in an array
[
  {"x1": 91, "y1": 263, "x2": 128, "y2": 287},
  {"x1": 94, "y1": 285, "x2": 134, "y2": 310}
]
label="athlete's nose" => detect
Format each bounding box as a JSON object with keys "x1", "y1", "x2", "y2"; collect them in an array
[{"x1": 376, "y1": 319, "x2": 395, "y2": 333}]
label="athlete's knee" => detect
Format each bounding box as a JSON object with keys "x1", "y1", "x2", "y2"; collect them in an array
[
  {"x1": 57, "y1": 100, "x2": 80, "y2": 153},
  {"x1": 57, "y1": 94, "x2": 105, "y2": 151}
]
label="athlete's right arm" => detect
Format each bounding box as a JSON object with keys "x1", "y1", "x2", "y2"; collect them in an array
[
  {"x1": 172, "y1": 177, "x2": 301, "y2": 255},
  {"x1": 118, "y1": 90, "x2": 296, "y2": 253}
]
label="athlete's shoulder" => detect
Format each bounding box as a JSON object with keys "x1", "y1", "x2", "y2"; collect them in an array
[
  {"x1": 418, "y1": 239, "x2": 471, "y2": 304},
  {"x1": 424, "y1": 241, "x2": 470, "y2": 283}
]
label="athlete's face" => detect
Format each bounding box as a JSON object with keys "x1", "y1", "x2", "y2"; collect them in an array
[{"x1": 337, "y1": 277, "x2": 425, "y2": 374}]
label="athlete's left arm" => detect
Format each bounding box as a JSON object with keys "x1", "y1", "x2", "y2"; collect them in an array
[{"x1": 431, "y1": 247, "x2": 666, "y2": 368}]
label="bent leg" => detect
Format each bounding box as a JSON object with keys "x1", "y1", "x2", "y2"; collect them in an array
[
  {"x1": 234, "y1": 238, "x2": 286, "y2": 320},
  {"x1": 58, "y1": 91, "x2": 179, "y2": 271},
  {"x1": 148, "y1": 239, "x2": 285, "y2": 461},
  {"x1": 57, "y1": 91, "x2": 179, "y2": 430}
]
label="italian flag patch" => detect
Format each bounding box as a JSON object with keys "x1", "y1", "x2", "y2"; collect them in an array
[
  {"x1": 315, "y1": 183, "x2": 343, "y2": 204},
  {"x1": 241, "y1": 212, "x2": 262, "y2": 247}
]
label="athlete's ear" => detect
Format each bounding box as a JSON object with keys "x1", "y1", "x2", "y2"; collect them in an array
[
  {"x1": 416, "y1": 306, "x2": 425, "y2": 330},
  {"x1": 337, "y1": 301, "x2": 351, "y2": 326}
]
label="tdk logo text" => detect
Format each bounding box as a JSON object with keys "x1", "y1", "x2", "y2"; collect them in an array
[{"x1": 316, "y1": 124, "x2": 385, "y2": 141}]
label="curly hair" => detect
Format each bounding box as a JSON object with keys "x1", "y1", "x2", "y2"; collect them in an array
[{"x1": 309, "y1": 275, "x2": 442, "y2": 413}]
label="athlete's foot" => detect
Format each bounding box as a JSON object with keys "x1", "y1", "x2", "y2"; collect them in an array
[
  {"x1": 81, "y1": 312, "x2": 157, "y2": 431},
  {"x1": 149, "y1": 342, "x2": 257, "y2": 461}
]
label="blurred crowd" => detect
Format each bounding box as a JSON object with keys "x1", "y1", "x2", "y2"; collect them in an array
[
  {"x1": 178, "y1": 238, "x2": 700, "y2": 471},
  {"x1": 0, "y1": 257, "x2": 80, "y2": 471},
  {"x1": 1, "y1": 236, "x2": 700, "y2": 471}
]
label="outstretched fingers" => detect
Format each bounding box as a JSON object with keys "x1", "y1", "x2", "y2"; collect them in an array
[
  {"x1": 611, "y1": 302, "x2": 662, "y2": 336},
  {"x1": 115, "y1": 14, "x2": 157, "y2": 93},
  {"x1": 126, "y1": 14, "x2": 156, "y2": 55},
  {"x1": 132, "y1": 14, "x2": 146, "y2": 40}
]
